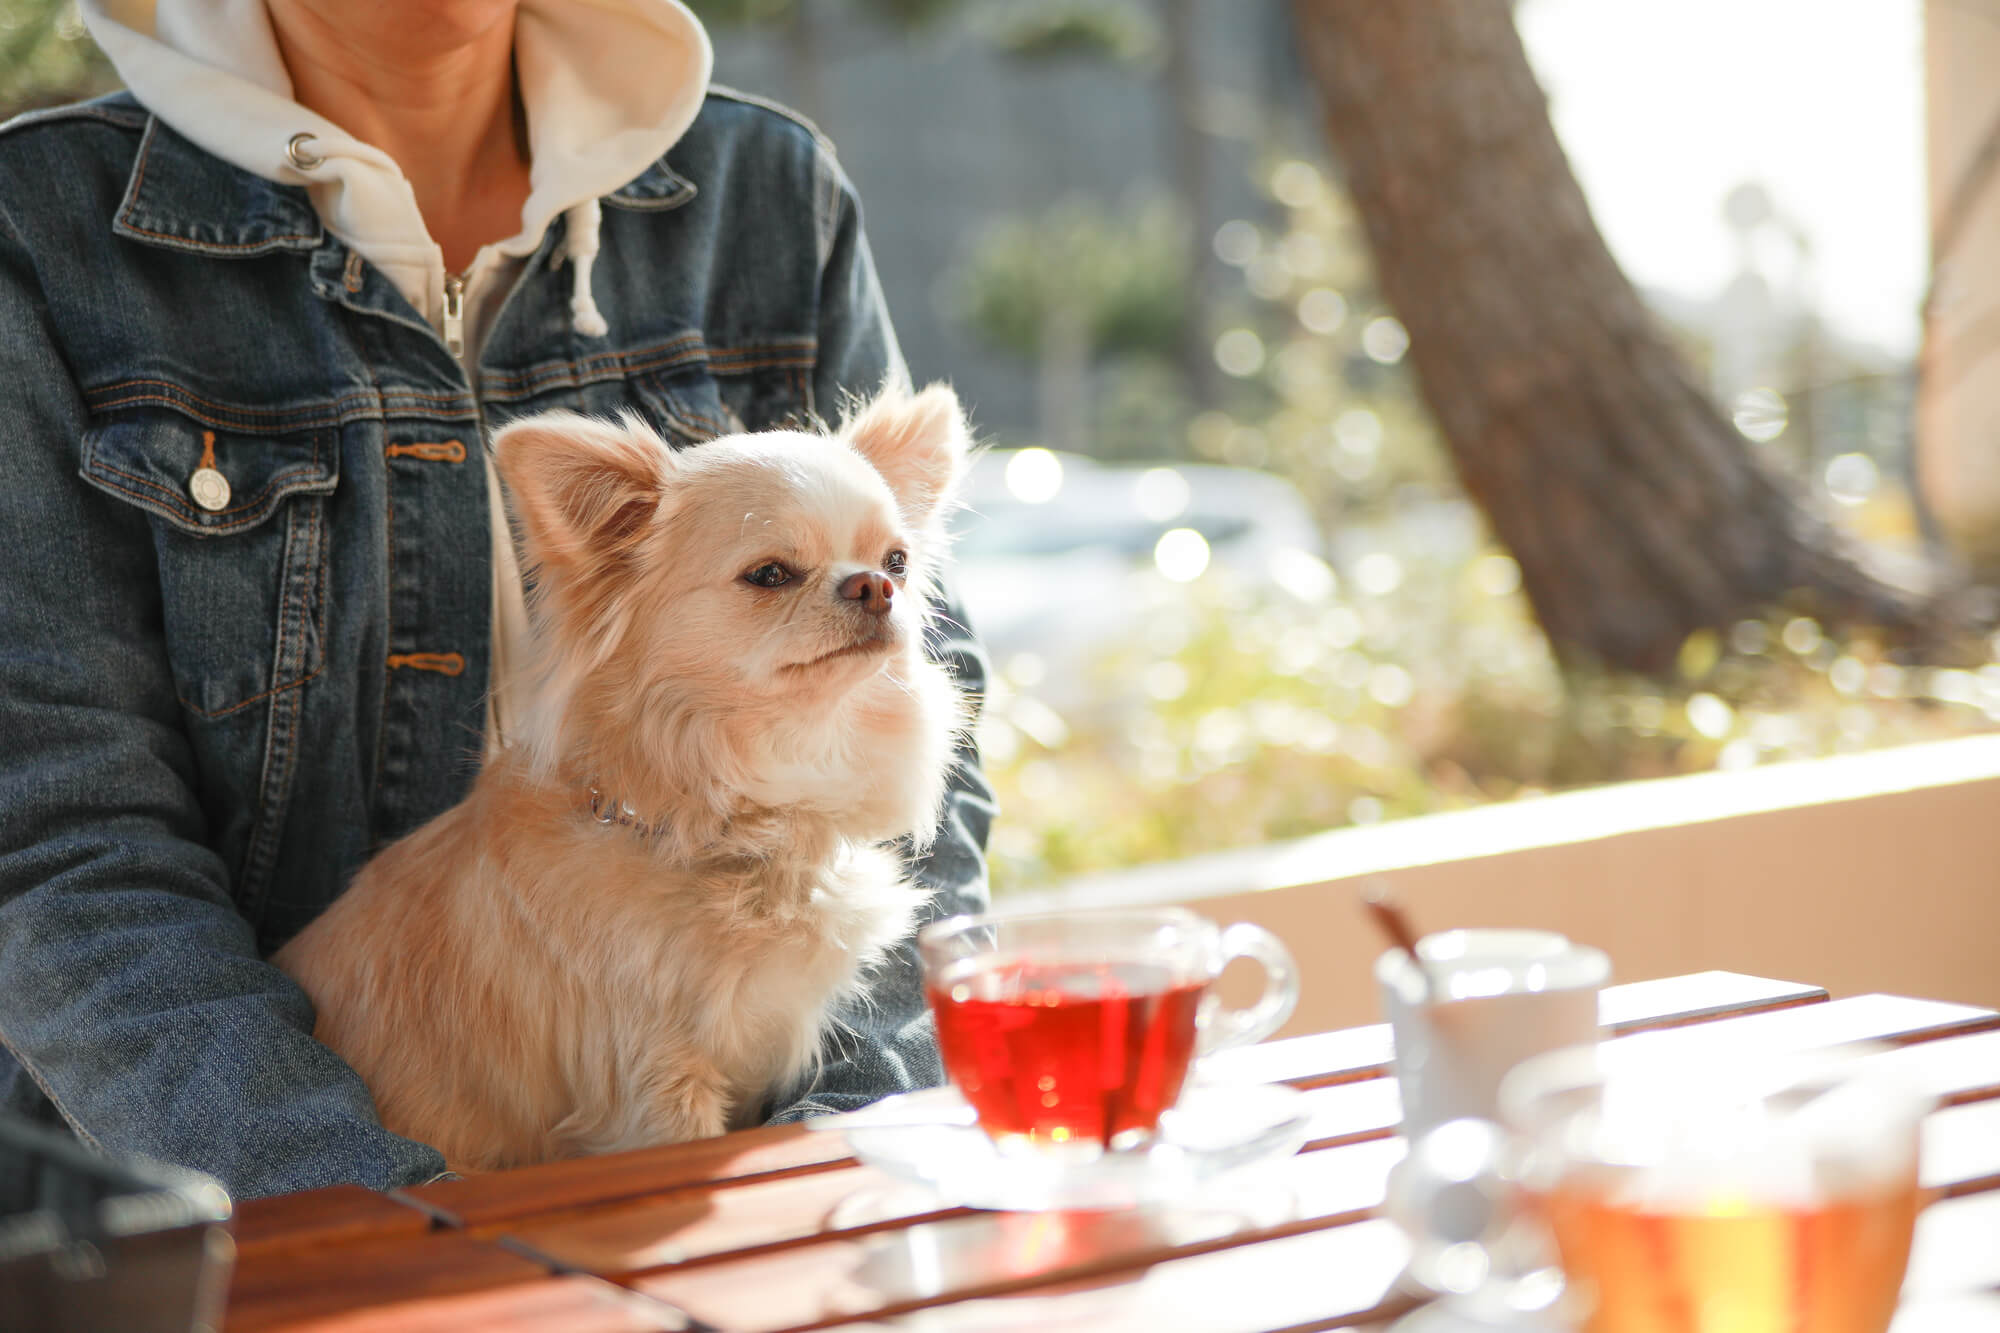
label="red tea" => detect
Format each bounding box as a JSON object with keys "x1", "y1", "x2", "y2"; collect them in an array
[{"x1": 927, "y1": 958, "x2": 1205, "y2": 1147}]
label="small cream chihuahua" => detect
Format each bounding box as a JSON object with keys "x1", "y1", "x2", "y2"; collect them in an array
[{"x1": 275, "y1": 384, "x2": 970, "y2": 1171}]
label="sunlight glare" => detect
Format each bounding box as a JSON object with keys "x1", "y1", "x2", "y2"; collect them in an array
[
  {"x1": 1154, "y1": 528, "x2": 1211, "y2": 583},
  {"x1": 1005, "y1": 448, "x2": 1064, "y2": 504}
]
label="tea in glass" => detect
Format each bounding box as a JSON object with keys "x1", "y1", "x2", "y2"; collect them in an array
[
  {"x1": 918, "y1": 907, "x2": 1299, "y2": 1152},
  {"x1": 928, "y1": 957, "x2": 1206, "y2": 1147},
  {"x1": 1502, "y1": 1043, "x2": 1932, "y2": 1333}
]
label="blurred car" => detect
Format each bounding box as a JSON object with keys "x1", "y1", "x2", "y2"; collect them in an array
[{"x1": 949, "y1": 449, "x2": 1328, "y2": 719}]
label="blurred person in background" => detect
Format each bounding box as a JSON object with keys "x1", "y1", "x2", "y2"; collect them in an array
[{"x1": 0, "y1": 0, "x2": 992, "y2": 1198}]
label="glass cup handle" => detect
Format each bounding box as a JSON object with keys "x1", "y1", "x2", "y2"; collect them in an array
[
  {"x1": 1389, "y1": 1119, "x2": 1568, "y2": 1318},
  {"x1": 1196, "y1": 922, "x2": 1301, "y2": 1056}
]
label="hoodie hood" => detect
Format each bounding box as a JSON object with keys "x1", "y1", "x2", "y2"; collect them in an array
[{"x1": 81, "y1": 0, "x2": 713, "y2": 335}]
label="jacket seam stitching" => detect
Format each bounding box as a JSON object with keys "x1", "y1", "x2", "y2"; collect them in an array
[
  {"x1": 237, "y1": 498, "x2": 319, "y2": 915},
  {"x1": 116, "y1": 117, "x2": 318, "y2": 253},
  {"x1": 0, "y1": 1020, "x2": 104, "y2": 1150},
  {"x1": 88, "y1": 380, "x2": 377, "y2": 421},
  {"x1": 177, "y1": 662, "x2": 325, "y2": 720},
  {"x1": 87, "y1": 393, "x2": 361, "y2": 430},
  {"x1": 86, "y1": 459, "x2": 330, "y2": 525},
  {"x1": 705, "y1": 84, "x2": 835, "y2": 154},
  {"x1": 0, "y1": 100, "x2": 147, "y2": 140},
  {"x1": 81, "y1": 470, "x2": 322, "y2": 537}
]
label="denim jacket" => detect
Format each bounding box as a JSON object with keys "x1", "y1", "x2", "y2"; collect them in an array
[{"x1": 0, "y1": 89, "x2": 993, "y2": 1199}]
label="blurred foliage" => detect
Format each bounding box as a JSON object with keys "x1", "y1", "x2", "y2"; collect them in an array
[
  {"x1": 981, "y1": 559, "x2": 2000, "y2": 892},
  {"x1": 0, "y1": 0, "x2": 117, "y2": 120},
  {"x1": 971, "y1": 151, "x2": 1981, "y2": 895},
  {"x1": 980, "y1": 0, "x2": 1161, "y2": 67},
  {"x1": 945, "y1": 199, "x2": 1187, "y2": 365},
  {"x1": 1184, "y1": 155, "x2": 1453, "y2": 516}
]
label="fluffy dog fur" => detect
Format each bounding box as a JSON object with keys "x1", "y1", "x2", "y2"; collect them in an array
[{"x1": 274, "y1": 385, "x2": 971, "y2": 1171}]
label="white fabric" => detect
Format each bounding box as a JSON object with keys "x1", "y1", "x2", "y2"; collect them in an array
[
  {"x1": 81, "y1": 0, "x2": 716, "y2": 755},
  {"x1": 456, "y1": 254, "x2": 534, "y2": 755},
  {"x1": 79, "y1": 0, "x2": 710, "y2": 338}
]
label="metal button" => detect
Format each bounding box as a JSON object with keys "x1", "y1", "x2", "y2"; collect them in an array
[
  {"x1": 189, "y1": 467, "x2": 231, "y2": 513},
  {"x1": 285, "y1": 132, "x2": 324, "y2": 170}
]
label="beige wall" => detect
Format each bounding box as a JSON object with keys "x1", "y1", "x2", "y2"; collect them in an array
[{"x1": 1025, "y1": 736, "x2": 2000, "y2": 1038}]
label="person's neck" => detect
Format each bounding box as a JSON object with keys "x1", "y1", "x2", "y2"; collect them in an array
[{"x1": 266, "y1": 1, "x2": 532, "y2": 274}]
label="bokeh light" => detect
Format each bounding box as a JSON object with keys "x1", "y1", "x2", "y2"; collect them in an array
[
  {"x1": 1212, "y1": 219, "x2": 1258, "y2": 266},
  {"x1": 1270, "y1": 160, "x2": 1322, "y2": 209},
  {"x1": 1004, "y1": 447, "x2": 1064, "y2": 503},
  {"x1": 1214, "y1": 328, "x2": 1267, "y2": 377},
  {"x1": 1731, "y1": 387, "x2": 1789, "y2": 443},
  {"x1": 1298, "y1": 287, "x2": 1348, "y2": 334},
  {"x1": 1154, "y1": 528, "x2": 1211, "y2": 582},
  {"x1": 1824, "y1": 453, "x2": 1879, "y2": 507},
  {"x1": 1361, "y1": 316, "x2": 1410, "y2": 364}
]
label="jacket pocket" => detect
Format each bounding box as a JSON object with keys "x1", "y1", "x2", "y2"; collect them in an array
[
  {"x1": 625, "y1": 341, "x2": 814, "y2": 447},
  {"x1": 79, "y1": 409, "x2": 339, "y2": 718},
  {"x1": 625, "y1": 361, "x2": 749, "y2": 447}
]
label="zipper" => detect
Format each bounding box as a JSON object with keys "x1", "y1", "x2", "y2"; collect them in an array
[{"x1": 443, "y1": 271, "x2": 467, "y2": 361}]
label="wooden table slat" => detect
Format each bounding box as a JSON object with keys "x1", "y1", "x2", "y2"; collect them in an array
[
  {"x1": 1904, "y1": 1191, "x2": 2000, "y2": 1298},
  {"x1": 407, "y1": 1123, "x2": 854, "y2": 1229},
  {"x1": 1201, "y1": 970, "x2": 1826, "y2": 1090},
  {"x1": 1925, "y1": 1099, "x2": 2000, "y2": 1198},
  {"x1": 1290, "y1": 999, "x2": 2000, "y2": 1152},
  {"x1": 230, "y1": 1183, "x2": 435, "y2": 1257},
  {"x1": 243, "y1": 1273, "x2": 691, "y2": 1333},
  {"x1": 1589, "y1": 993, "x2": 2000, "y2": 1065},
  {"x1": 648, "y1": 1215, "x2": 1419, "y2": 1333},
  {"x1": 225, "y1": 1230, "x2": 555, "y2": 1333}
]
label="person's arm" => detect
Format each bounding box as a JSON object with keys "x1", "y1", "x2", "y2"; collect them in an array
[
  {"x1": 0, "y1": 208, "x2": 447, "y2": 1199},
  {"x1": 764, "y1": 148, "x2": 997, "y2": 1123}
]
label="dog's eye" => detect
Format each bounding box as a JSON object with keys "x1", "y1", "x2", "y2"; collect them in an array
[
  {"x1": 883, "y1": 549, "x2": 909, "y2": 579},
  {"x1": 743, "y1": 562, "x2": 794, "y2": 589}
]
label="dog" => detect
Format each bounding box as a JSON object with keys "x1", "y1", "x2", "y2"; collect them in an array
[{"x1": 274, "y1": 384, "x2": 971, "y2": 1171}]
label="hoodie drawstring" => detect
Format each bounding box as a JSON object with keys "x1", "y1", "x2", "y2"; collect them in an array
[{"x1": 558, "y1": 198, "x2": 609, "y2": 338}]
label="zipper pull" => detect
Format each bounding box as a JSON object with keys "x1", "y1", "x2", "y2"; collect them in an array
[{"x1": 443, "y1": 272, "x2": 466, "y2": 360}]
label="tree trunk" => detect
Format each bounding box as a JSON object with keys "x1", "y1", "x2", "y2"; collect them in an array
[{"x1": 1291, "y1": 0, "x2": 1937, "y2": 673}]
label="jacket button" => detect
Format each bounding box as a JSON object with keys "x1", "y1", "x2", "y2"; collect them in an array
[{"x1": 189, "y1": 467, "x2": 231, "y2": 512}]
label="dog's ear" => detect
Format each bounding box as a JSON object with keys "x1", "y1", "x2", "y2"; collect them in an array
[
  {"x1": 841, "y1": 383, "x2": 969, "y2": 523},
  {"x1": 492, "y1": 411, "x2": 679, "y2": 577}
]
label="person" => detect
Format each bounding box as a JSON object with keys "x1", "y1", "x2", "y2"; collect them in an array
[{"x1": 0, "y1": 0, "x2": 993, "y2": 1199}]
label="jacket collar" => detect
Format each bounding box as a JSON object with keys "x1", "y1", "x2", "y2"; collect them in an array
[
  {"x1": 112, "y1": 113, "x2": 323, "y2": 257},
  {"x1": 111, "y1": 108, "x2": 697, "y2": 258}
]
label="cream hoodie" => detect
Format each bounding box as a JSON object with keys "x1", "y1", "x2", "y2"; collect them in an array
[{"x1": 80, "y1": 0, "x2": 715, "y2": 752}]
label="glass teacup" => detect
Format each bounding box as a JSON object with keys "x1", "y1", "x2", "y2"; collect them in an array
[
  {"x1": 1507, "y1": 1042, "x2": 1930, "y2": 1333},
  {"x1": 1392, "y1": 1041, "x2": 1933, "y2": 1333},
  {"x1": 918, "y1": 906, "x2": 1300, "y2": 1154}
]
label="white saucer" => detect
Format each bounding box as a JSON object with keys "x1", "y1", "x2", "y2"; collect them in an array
[{"x1": 828, "y1": 1081, "x2": 1312, "y2": 1212}]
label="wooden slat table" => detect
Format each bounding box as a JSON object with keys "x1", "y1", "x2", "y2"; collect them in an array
[{"x1": 224, "y1": 973, "x2": 2000, "y2": 1332}]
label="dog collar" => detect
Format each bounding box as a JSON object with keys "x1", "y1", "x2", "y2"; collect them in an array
[{"x1": 584, "y1": 785, "x2": 663, "y2": 840}]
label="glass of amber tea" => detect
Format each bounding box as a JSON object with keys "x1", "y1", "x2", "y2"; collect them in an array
[
  {"x1": 1495, "y1": 1041, "x2": 1932, "y2": 1333},
  {"x1": 918, "y1": 907, "x2": 1300, "y2": 1152}
]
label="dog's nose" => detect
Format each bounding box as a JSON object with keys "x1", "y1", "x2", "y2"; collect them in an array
[{"x1": 839, "y1": 570, "x2": 895, "y2": 616}]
